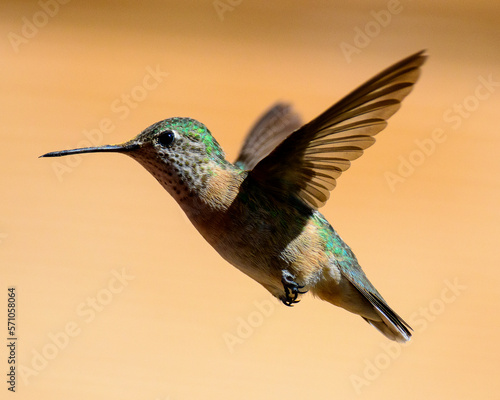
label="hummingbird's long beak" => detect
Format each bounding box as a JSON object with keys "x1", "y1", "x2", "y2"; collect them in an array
[{"x1": 39, "y1": 143, "x2": 140, "y2": 158}]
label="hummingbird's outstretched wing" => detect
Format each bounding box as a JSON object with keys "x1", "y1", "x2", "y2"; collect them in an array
[
  {"x1": 235, "y1": 103, "x2": 302, "y2": 171},
  {"x1": 249, "y1": 51, "x2": 427, "y2": 209}
]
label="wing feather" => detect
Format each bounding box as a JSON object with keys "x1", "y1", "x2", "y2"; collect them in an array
[
  {"x1": 250, "y1": 51, "x2": 427, "y2": 208},
  {"x1": 235, "y1": 103, "x2": 303, "y2": 170}
]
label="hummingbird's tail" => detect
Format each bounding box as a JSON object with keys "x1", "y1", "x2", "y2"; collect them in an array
[
  {"x1": 313, "y1": 271, "x2": 412, "y2": 342},
  {"x1": 360, "y1": 291, "x2": 412, "y2": 343}
]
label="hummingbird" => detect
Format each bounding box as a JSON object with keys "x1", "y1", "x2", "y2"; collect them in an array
[{"x1": 41, "y1": 51, "x2": 426, "y2": 342}]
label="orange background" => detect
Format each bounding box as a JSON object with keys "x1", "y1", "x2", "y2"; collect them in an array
[{"x1": 2, "y1": 1, "x2": 499, "y2": 399}]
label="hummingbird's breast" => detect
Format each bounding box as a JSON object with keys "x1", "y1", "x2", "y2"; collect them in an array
[{"x1": 187, "y1": 171, "x2": 333, "y2": 295}]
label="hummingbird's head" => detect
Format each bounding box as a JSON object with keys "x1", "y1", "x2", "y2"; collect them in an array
[
  {"x1": 41, "y1": 118, "x2": 234, "y2": 207},
  {"x1": 129, "y1": 117, "x2": 226, "y2": 167},
  {"x1": 124, "y1": 117, "x2": 229, "y2": 199}
]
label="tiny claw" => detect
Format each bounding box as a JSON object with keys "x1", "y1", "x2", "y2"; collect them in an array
[
  {"x1": 282, "y1": 297, "x2": 301, "y2": 307},
  {"x1": 281, "y1": 271, "x2": 307, "y2": 307}
]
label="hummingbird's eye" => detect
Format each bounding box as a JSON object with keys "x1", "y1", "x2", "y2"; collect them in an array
[{"x1": 157, "y1": 130, "x2": 175, "y2": 147}]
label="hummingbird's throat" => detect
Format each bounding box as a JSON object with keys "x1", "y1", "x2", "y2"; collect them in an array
[
  {"x1": 133, "y1": 153, "x2": 210, "y2": 207},
  {"x1": 139, "y1": 155, "x2": 243, "y2": 220}
]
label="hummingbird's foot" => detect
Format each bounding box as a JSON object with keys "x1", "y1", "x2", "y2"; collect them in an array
[{"x1": 281, "y1": 270, "x2": 307, "y2": 307}]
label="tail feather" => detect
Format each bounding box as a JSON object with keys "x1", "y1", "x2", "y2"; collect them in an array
[{"x1": 363, "y1": 291, "x2": 412, "y2": 343}]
